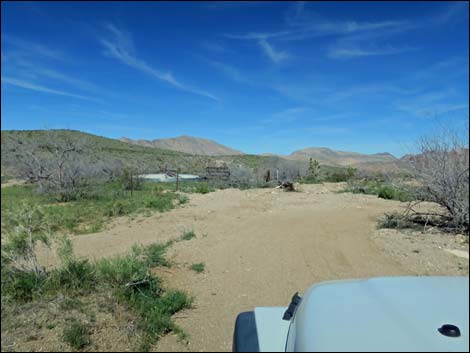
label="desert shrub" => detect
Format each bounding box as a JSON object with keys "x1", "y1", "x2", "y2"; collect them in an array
[
  {"x1": 177, "y1": 194, "x2": 189, "y2": 205},
  {"x1": 119, "y1": 167, "x2": 144, "y2": 192},
  {"x1": 156, "y1": 290, "x2": 192, "y2": 316},
  {"x1": 323, "y1": 171, "x2": 350, "y2": 182},
  {"x1": 301, "y1": 175, "x2": 323, "y2": 184},
  {"x1": 308, "y1": 158, "x2": 321, "y2": 182},
  {"x1": 62, "y1": 319, "x2": 90, "y2": 350},
  {"x1": 377, "y1": 185, "x2": 396, "y2": 200},
  {"x1": 1, "y1": 182, "x2": 183, "y2": 237},
  {"x1": 1, "y1": 203, "x2": 51, "y2": 276},
  {"x1": 343, "y1": 180, "x2": 414, "y2": 202},
  {"x1": 135, "y1": 289, "x2": 192, "y2": 351},
  {"x1": 48, "y1": 259, "x2": 96, "y2": 293},
  {"x1": 377, "y1": 212, "x2": 420, "y2": 230},
  {"x1": 7, "y1": 131, "x2": 117, "y2": 202},
  {"x1": 190, "y1": 263, "x2": 205, "y2": 273},
  {"x1": 408, "y1": 126, "x2": 469, "y2": 231},
  {"x1": 95, "y1": 246, "x2": 191, "y2": 350},
  {"x1": 96, "y1": 255, "x2": 148, "y2": 288},
  {"x1": 153, "y1": 184, "x2": 165, "y2": 195},
  {"x1": 180, "y1": 230, "x2": 196, "y2": 241},
  {"x1": 1, "y1": 220, "x2": 191, "y2": 350},
  {"x1": 377, "y1": 185, "x2": 414, "y2": 202},
  {"x1": 145, "y1": 196, "x2": 175, "y2": 212},
  {"x1": 194, "y1": 183, "x2": 213, "y2": 194},
  {"x1": 1, "y1": 268, "x2": 46, "y2": 302},
  {"x1": 106, "y1": 201, "x2": 129, "y2": 217}
]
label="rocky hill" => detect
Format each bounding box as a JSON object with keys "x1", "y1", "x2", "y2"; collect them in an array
[{"x1": 119, "y1": 135, "x2": 243, "y2": 156}]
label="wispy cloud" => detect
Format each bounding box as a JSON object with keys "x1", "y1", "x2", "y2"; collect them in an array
[
  {"x1": 2, "y1": 35, "x2": 65, "y2": 60},
  {"x1": 229, "y1": 10, "x2": 412, "y2": 41},
  {"x1": 325, "y1": 83, "x2": 413, "y2": 104},
  {"x1": 9, "y1": 58, "x2": 103, "y2": 94},
  {"x1": 1, "y1": 76, "x2": 93, "y2": 100},
  {"x1": 328, "y1": 45, "x2": 417, "y2": 59},
  {"x1": 100, "y1": 23, "x2": 218, "y2": 101},
  {"x1": 394, "y1": 90, "x2": 468, "y2": 118},
  {"x1": 226, "y1": 2, "x2": 418, "y2": 61},
  {"x1": 35, "y1": 68, "x2": 102, "y2": 93},
  {"x1": 224, "y1": 30, "x2": 290, "y2": 40},
  {"x1": 2, "y1": 49, "x2": 106, "y2": 100},
  {"x1": 258, "y1": 38, "x2": 290, "y2": 63}
]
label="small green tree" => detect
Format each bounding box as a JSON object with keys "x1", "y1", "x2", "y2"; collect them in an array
[
  {"x1": 308, "y1": 158, "x2": 321, "y2": 181},
  {"x1": 119, "y1": 167, "x2": 143, "y2": 195},
  {"x1": 346, "y1": 166, "x2": 357, "y2": 180}
]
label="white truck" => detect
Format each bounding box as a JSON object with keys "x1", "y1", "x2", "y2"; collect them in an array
[{"x1": 233, "y1": 276, "x2": 469, "y2": 352}]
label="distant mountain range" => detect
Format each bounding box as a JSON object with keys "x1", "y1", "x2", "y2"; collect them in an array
[
  {"x1": 119, "y1": 136, "x2": 243, "y2": 156},
  {"x1": 1, "y1": 130, "x2": 409, "y2": 177},
  {"x1": 285, "y1": 147, "x2": 397, "y2": 166},
  {"x1": 120, "y1": 135, "x2": 399, "y2": 167}
]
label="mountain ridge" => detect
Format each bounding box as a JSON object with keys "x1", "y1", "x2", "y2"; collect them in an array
[
  {"x1": 119, "y1": 135, "x2": 243, "y2": 156},
  {"x1": 120, "y1": 135, "x2": 398, "y2": 165}
]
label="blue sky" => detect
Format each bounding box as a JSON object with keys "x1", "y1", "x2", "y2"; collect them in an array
[{"x1": 1, "y1": 1, "x2": 468, "y2": 157}]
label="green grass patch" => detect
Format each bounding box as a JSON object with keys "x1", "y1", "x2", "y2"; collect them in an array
[
  {"x1": 180, "y1": 230, "x2": 196, "y2": 241},
  {"x1": 138, "y1": 243, "x2": 172, "y2": 268},
  {"x1": 299, "y1": 165, "x2": 354, "y2": 184},
  {"x1": 1, "y1": 268, "x2": 46, "y2": 303},
  {"x1": 342, "y1": 180, "x2": 415, "y2": 202},
  {"x1": 194, "y1": 182, "x2": 214, "y2": 194},
  {"x1": 47, "y1": 258, "x2": 96, "y2": 294},
  {"x1": 2, "y1": 239, "x2": 191, "y2": 351},
  {"x1": 190, "y1": 263, "x2": 205, "y2": 273},
  {"x1": 59, "y1": 297, "x2": 84, "y2": 312},
  {"x1": 1, "y1": 181, "x2": 183, "y2": 236},
  {"x1": 62, "y1": 319, "x2": 90, "y2": 350}
]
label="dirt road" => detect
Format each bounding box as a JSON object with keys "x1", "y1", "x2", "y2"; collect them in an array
[{"x1": 37, "y1": 183, "x2": 468, "y2": 352}]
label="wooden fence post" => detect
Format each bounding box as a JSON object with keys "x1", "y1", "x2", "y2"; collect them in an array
[{"x1": 176, "y1": 168, "x2": 179, "y2": 191}]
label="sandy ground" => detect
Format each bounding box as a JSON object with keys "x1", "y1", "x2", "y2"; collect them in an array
[{"x1": 34, "y1": 183, "x2": 468, "y2": 352}]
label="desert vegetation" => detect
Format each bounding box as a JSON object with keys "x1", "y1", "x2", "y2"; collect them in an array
[
  {"x1": 1, "y1": 182, "x2": 188, "y2": 236},
  {"x1": 406, "y1": 127, "x2": 469, "y2": 232},
  {"x1": 373, "y1": 126, "x2": 469, "y2": 234},
  {"x1": 190, "y1": 263, "x2": 205, "y2": 273},
  {"x1": 1, "y1": 204, "x2": 196, "y2": 351}
]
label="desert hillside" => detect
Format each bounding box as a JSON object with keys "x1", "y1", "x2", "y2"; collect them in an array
[{"x1": 120, "y1": 135, "x2": 244, "y2": 156}]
